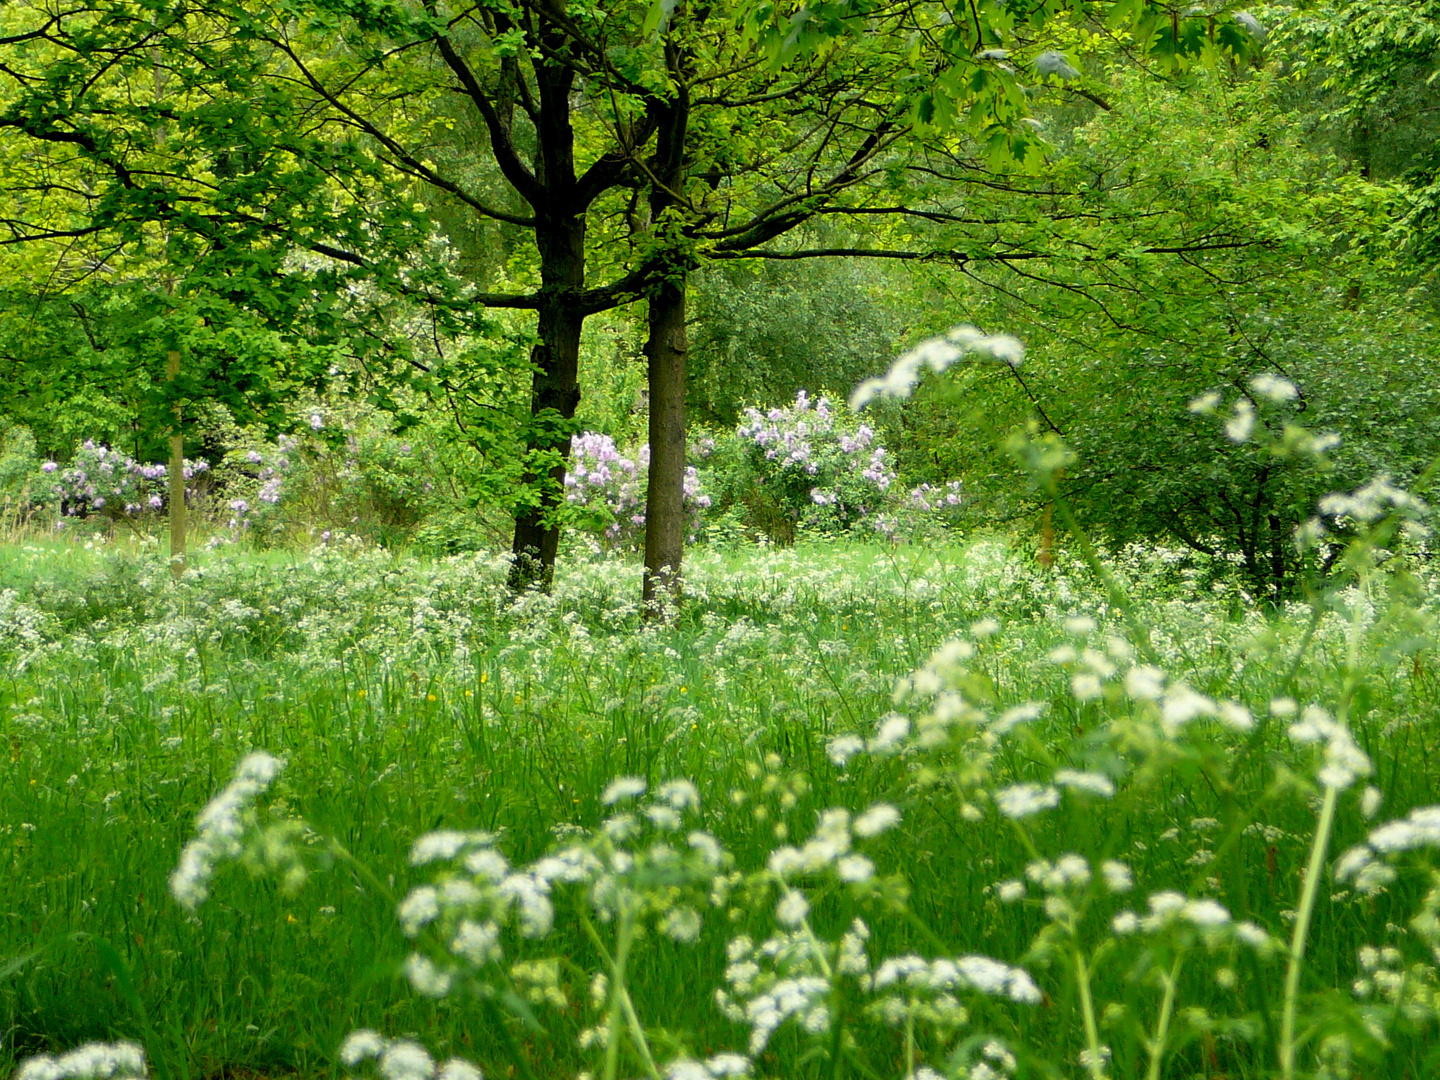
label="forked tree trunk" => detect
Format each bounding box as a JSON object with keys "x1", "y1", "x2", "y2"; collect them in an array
[
  {"x1": 166, "y1": 348, "x2": 186, "y2": 580},
  {"x1": 642, "y1": 277, "x2": 687, "y2": 610}
]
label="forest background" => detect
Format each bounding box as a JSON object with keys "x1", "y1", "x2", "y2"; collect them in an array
[
  {"x1": 0, "y1": 0, "x2": 1436, "y2": 604},
  {"x1": 6, "y1": 5, "x2": 1440, "y2": 1080}
]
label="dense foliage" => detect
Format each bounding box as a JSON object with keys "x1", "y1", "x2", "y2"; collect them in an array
[{"x1": 3, "y1": 1, "x2": 1440, "y2": 1078}]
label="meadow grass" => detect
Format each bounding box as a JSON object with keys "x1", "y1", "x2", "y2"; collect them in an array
[{"x1": 1, "y1": 535, "x2": 1438, "y2": 1079}]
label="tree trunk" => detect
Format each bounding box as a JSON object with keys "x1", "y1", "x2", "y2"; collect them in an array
[
  {"x1": 509, "y1": 214, "x2": 586, "y2": 592},
  {"x1": 643, "y1": 277, "x2": 688, "y2": 610},
  {"x1": 166, "y1": 348, "x2": 186, "y2": 580},
  {"x1": 640, "y1": 40, "x2": 692, "y2": 614}
]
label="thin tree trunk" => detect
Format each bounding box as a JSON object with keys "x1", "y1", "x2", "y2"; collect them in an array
[
  {"x1": 640, "y1": 39, "x2": 692, "y2": 613},
  {"x1": 643, "y1": 277, "x2": 688, "y2": 610},
  {"x1": 166, "y1": 348, "x2": 185, "y2": 579}
]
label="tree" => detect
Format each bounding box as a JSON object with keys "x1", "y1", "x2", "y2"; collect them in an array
[
  {"x1": 880, "y1": 61, "x2": 1432, "y2": 598},
  {"x1": 626, "y1": 0, "x2": 1268, "y2": 604}
]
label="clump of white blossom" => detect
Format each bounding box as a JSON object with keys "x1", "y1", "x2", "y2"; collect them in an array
[
  {"x1": 170, "y1": 751, "x2": 287, "y2": 910},
  {"x1": 16, "y1": 1043, "x2": 147, "y2": 1080}
]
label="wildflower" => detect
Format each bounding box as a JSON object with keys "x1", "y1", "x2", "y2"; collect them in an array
[
  {"x1": 869, "y1": 713, "x2": 910, "y2": 753},
  {"x1": 850, "y1": 326, "x2": 1024, "y2": 409},
  {"x1": 379, "y1": 1040, "x2": 435, "y2": 1080},
  {"x1": 1188, "y1": 390, "x2": 1221, "y2": 414},
  {"x1": 1183, "y1": 899, "x2": 1231, "y2": 928},
  {"x1": 1102, "y1": 860, "x2": 1133, "y2": 893},
  {"x1": 1216, "y1": 701, "x2": 1254, "y2": 731},
  {"x1": 16, "y1": 1043, "x2": 147, "y2": 1080},
  {"x1": 601, "y1": 776, "x2": 646, "y2": 805},
  {"x1": 411, "y1": 830, "x2": 489, "y2": 866},
  {"x1": 994, "y1": 783, "x2": 1059, "y2": 819},
  {"x1": 827, "y1": 735, "x2": 865, "y2": 766},
  {"x1": 1225, "y1": 399, "x2": 1255, "y2": 443},
  {"x1": 1288, "y1": 706, "x2": 1371, "y2": 790},
  {"x1": 1234, "y1": 921, "x2": 1274, "y2": 951},
  {"x1": 402, "y1": 953, "x2": 453, "y2": 998},
  {"x1": 1160, "y1": 684, "x2": 1215, "y2": 731},
  {"x1": 310, "y1": 413, "x2": 324, "y2": 431},
  {"x1": 397, "y1": 887, "x2": 440, "y2": 937},
  {"x1": 993, "y1": 702, "x2": 1043, "y2": 734},
  {"x1": 776, "y1": 890, "x2": 810, "y2": 927},
  {"x1": 657, "y1": 779, "x2": 701, "y2": 811},
  {"x1": 1054, "y1": 770, "x2": 1114, "y2": 798},
  {"x1": 340, "y1": 1030, "x2": 387, "y2": 1067},
  {"x1": 662, "y1": 906, "x2": 704, "y2": 943},
  {"x1": 1250, "y1": 373, "x2": 1299, "y2": 403},
  {"x1": 451, "y1": 919, "x2": 502, "y2": 966},
  {"x1": 170, "y1": 752, "x2": 285, "y2": 911},
  {"x1": 854, "y1": 803, "x2": 901, "y2": 837},
  {"x1": 997, "y1": 880, "x2": 1025, "y2": 902},
  {"x1": 435, "y1": 1061, "x2": 482, "y2": 1080},
  {"x1": 1362, "y1": 786, "x2": 1383, "y2": 819}
]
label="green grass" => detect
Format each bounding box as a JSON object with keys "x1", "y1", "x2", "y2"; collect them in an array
[{"x1": 1, "y1": 536, "x2": 1438, "y2": 1079}]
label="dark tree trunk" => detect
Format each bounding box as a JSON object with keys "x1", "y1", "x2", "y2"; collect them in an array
[
  {"x1": 640, "y1": 42, "x2": 692, "y2": 612},
  {"x1": 509, "y1": 213, "x2": 586, "y2": 591},
  {"x1": 643, "y1": 277, "x2": 688, "y2": 609}
]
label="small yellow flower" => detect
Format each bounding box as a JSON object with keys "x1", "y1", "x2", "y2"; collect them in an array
[
  {"x1": 427, "y1": 693, "x2": 438, "y2": 702},
  {"x1": 680, "y1": 686, "x2": 688, "y2": 694},
  {"x1": 464, "y1": 690, "x2": 473, "y2": 698},
  {"x1": 357, "y1": 689, "x2": 366, "y2": 699},
  {"x1": 287, "y1": 914, "x2": 299, "y2": 925},
  {"x1": 480, "y1": 672, "x2": 490, "y2": 685}
]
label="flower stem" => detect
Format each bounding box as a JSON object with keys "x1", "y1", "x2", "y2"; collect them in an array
[
  {"x1": 1144, "y1": 955, "x2": 1183, "y2": 1080},
  {"x1": 1073, "y1": 946, "x2": 1107, "y2": 1080},
  {"x1": 1280, "y1": 781, "x2": 1338, "y2": 1080}
]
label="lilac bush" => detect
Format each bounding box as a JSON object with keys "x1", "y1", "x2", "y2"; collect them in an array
[
  {"x1": 44, "y1": 441, "x2": 210, "y2": 522},
  {"x1": 565, "y1": 432, "x2": 711, "y2": 547},
  {"x1": 732, "y1": 391, "x2": 902, "y2": 535},
  {"x1": 223, "y1": 438, "x2": 295, "y2": 533}
]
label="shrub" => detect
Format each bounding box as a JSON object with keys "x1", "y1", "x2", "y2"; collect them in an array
[{"x1": 565, "y1": 431, "x2": 711, "y2": 549}]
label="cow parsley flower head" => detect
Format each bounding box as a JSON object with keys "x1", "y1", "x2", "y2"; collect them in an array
[
  {"x1": 1125, "y1": 665, "x2": 1166, "y2": 701},
  {"x1": 851, "y1": 327, "x2": 1024, "y2": 409},
  {"x1": 340, "y1": 1030, "x2": 387, "y2": 1068},
  {"x1": 170, "y1": 751, "x2": 286, "y2": 911},
  {"x1": 16, "y1": 1043, "x2": 147, "y2": 1080},
  {"x1": 1054, "y1": 770, "x2": 1114, "y2": 798},
  {"x1": 1288, "y1": 706, "x2": 1371, "y2": 790},
  {"x1": 827, "y1": 734, "x2": 865, "y2": 766},
  {"x1": 776, "y1": 890, "x2": 810, "y2": 927},
  {"x1": 435, "y1": 1061, "x2": 482, "y2": 1080},
  {"x1": 1250, "y1": 373, "x2": 1298, "y2": 403},
  {"x1": 411, "y1": 830, "x2": 493, "y2": 866},
  {"x1": 1188, "y1": 390, "x2": 1222, "y2": 414},
  {"x1": 1101, "y1": 860, "x2": 1133, "y2": 893},
  {"x1": 853, "y1": 803, "x2": 901, "y2": 837},
  {"x1": 994, "y1": 783, "x2": 1059, "y2": 819},
  {"x1": 601, "y1": 776, "x2": 647, "y2": 805},
  {"x1": 1225, "y1": 399, "x2": 1256, "y2": 443}
]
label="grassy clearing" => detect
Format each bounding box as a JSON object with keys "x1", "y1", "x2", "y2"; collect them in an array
[{"x1": 1, "y1": 537, "x2": 1438, "y2": 1079}]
